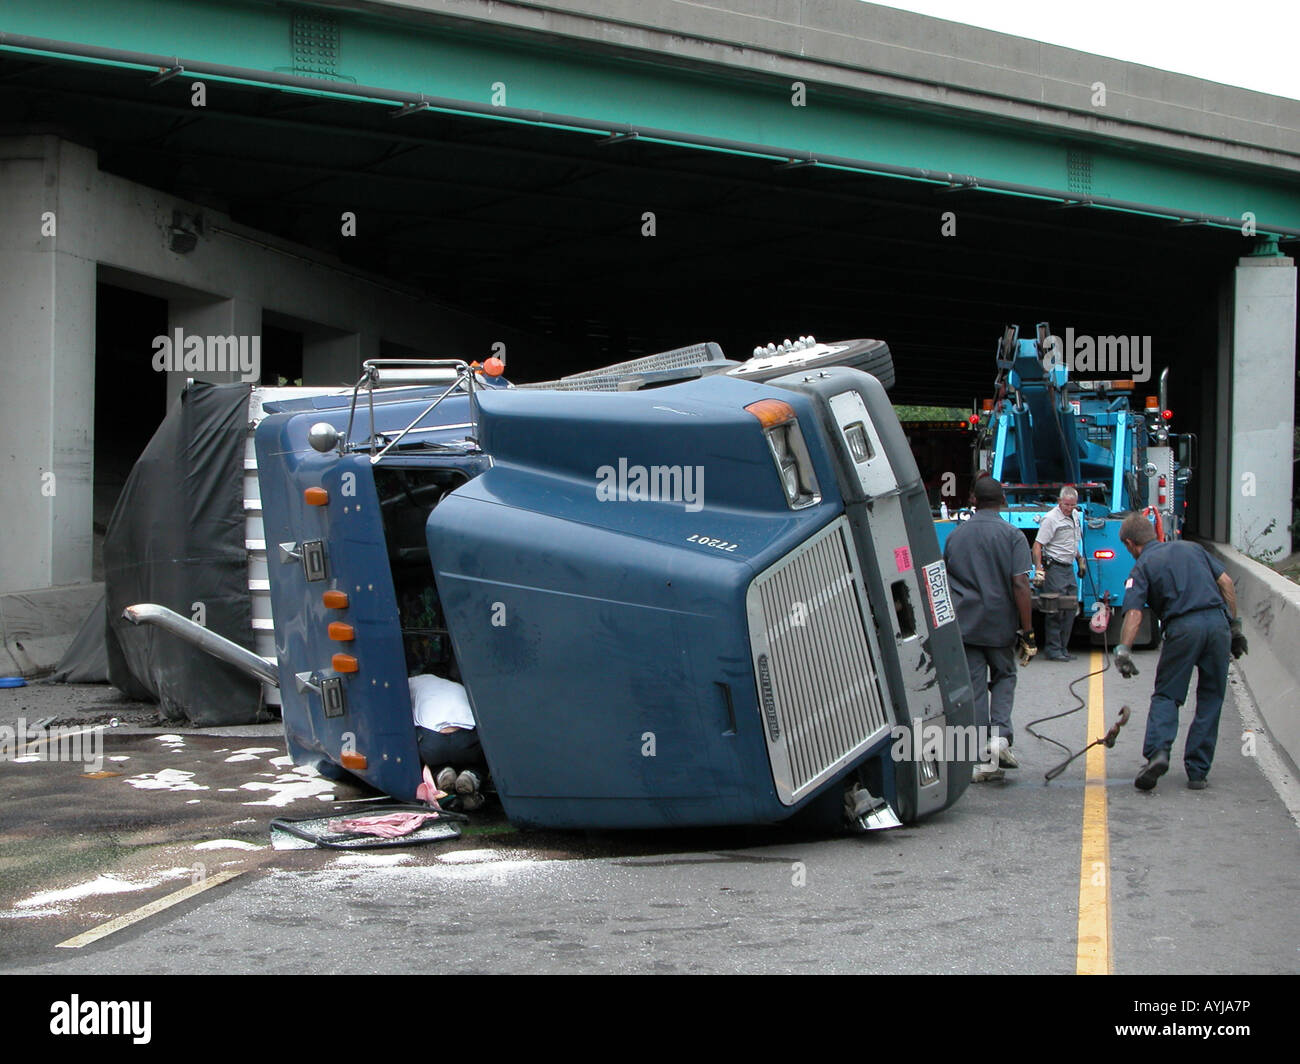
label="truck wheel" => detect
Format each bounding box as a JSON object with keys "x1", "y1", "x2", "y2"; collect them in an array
[{"x1": 727, "y1": 339, "x2": 895, "y2": 391}]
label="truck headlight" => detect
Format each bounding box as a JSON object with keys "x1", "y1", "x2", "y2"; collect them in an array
[{"x1": 746, "y1": 399, "x2": 821, "y2": 510}]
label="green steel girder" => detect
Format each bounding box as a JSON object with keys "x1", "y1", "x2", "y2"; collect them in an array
[{"x1": 2, "y1": 0, "x2": 1298, "y2": 235}]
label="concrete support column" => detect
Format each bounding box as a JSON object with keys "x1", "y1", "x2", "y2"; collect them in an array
[
  {"x1": 303, "y1": 330, "x2": 379, "y2": 387},
  {"x1": 165, "y1": 296, "x2": 264, "y2": 405},
  {"x1": 1230, "y1": 248, "x2": 1297, "y2": 559},
  {"x1": 0, "y1": 140, "x2": 96, "y2": 593}
]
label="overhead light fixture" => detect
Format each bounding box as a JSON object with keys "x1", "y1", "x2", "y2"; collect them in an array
[{"x1": 168, "y1": 209, "x2": 202, "y2": 254}]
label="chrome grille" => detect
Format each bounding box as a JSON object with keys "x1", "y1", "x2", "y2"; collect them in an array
[{"x1": 746, "y1": 517, "x2": 893, "y2": 804}]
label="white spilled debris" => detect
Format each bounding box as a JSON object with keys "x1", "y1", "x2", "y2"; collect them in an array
[
  {"x1": 125, "y1": 768, "x2": 209, "y2": 792},
  {"x1": 270, "y1": 831, "x2": 316, "y2": 851},
  {"x1": 240, "y1": 765, "x2": 335, "y2": 807},
  {"x1": 194, "y1": 839, "x2": 264, "y2": 851},
  {"x1": 223, "y1": 747, "x2": 281, "y2": 764},
  {"x1": 108, "y1": 755, "x2": 130, "y2": 762},
  {"x1": 154, "y1": 734, "x2": 186, "y2": 749},
  {"x1": 333, "y1": 852, "x2": 413, "y2": 867},
  {"x1": 186, "y1": 799, "x2": 201, "y2": 805},
  {"x1": 269, "y1": 755, "x2": 294, "y2": 768},
  {"x1": 3, "y1": 867, "x2": 193, "y2": 919},
  {"x1": 438, "y1": 849, "x2": 505, "y2": 864}
]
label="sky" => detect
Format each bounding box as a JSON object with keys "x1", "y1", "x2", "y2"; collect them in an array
[{"x1": 871, "y1": 0, "x2": 1300, "y2": 101}]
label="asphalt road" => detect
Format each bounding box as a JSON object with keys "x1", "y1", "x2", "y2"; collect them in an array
[{"x1": 2, "y1": 650, "x2": 1297, "y2": 975}]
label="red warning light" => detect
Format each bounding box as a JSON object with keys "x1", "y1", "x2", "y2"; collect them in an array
[
  {"x1": 1161, "y1": 409, "x2": 1173, "y2": 420},
  {"x1": 483, "y1": 357, "x2": 506, "y2": 377}
]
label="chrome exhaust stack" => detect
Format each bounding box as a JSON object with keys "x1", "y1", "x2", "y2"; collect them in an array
[{"x1": 122, "y1": 604, "x2": 280, "y2": 688}]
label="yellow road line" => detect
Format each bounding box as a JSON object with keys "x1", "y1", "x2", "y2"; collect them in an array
[
  {"x1": 56, "y1": 870, "x2": 243, "y2": 949},
  {"x1": 1076, "y1": 651, "x2": 1112, "y2": 975}
]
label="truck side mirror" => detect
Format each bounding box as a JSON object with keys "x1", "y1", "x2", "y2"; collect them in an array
[{"x1": 1175, "y1": 433, "x2": 1196, "y2": 473}]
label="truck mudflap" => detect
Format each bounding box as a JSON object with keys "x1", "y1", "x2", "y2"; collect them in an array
[{"x1": 767, "y1": 367, "x2": 976, "y2": 820}]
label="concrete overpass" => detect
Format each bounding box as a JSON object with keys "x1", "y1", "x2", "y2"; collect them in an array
[{"x1": 0, "y1": 0, "x2": 1296, "y2": 598}]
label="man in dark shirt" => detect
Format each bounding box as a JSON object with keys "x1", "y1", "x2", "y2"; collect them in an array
[
  {"x1": 943, "y1": 477, "x2": 1036, "y2": 782},
  {"x1": 1114, "y1": 512, "x2": 1246, "y2": 791}
]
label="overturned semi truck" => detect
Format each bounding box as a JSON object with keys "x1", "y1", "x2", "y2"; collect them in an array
[{"x1": 127, "y1": 339, "x2": 976, "y2": 832}]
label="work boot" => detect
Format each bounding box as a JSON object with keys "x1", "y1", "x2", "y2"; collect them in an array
[
  {"x1": 455, "y1": 769, "x2": 482, "y2": 795},
  {"x1": 991, "y1": 736, "x2": 1019, "y2": 769},
  {"x1": 1135, "y1": 749, "x2": 1170, "y2": 791},
  {"x1": 435, "y1": 766, "x2": 458, "y2": 792},
  {"x1": 1187, "y1": 778, "x2": 1209, "y2": 791},
  {"x1": 972, "y1": 761, "x2": 1005, "y2": 783}
]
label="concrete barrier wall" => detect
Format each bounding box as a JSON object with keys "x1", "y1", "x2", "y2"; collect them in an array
[{"x1": 1208, "y1": 543, "x2": 1300, "y2": 772}]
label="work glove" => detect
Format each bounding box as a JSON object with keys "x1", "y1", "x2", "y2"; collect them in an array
[
  {"x1": 1032, "y1": 569, "x2": 1045, "y2": 589},
  {"x1": 1230, "y1": 618, "x2": 1248, "y2": 659},
  {"x1": 1114, "y1": 644, "x2": 1139, "y2": 678},
  {"x1": 1077, "y1": 559, "x2": 1087, "y2": 578},
  {"x1": 1016, "y1": 628, "x2": 1037, "y2": 667}
]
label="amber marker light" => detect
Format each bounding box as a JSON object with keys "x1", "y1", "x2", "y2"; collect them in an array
[
  {"x1": 304, "y1": 487, "x2": 328, "y2": 506},
  {"x1": 328, "y1": 622, "x2": 355, "y2": 642},
  {"x1": 1144, "y1": 396, "x2": 1159, "y2": 409},
  {"x1": 339, "y1": 752, "x2": 368, "y2": 770},
  {"x1": 1093, "y1": 549, "x2": 1115, "y2": 560},
  {"x1": 744, "y1": 399, "x2": 797, "y2": 428},
  {"x1": 332, "y1": 653, "x2": 359, "y2": 673},
  {"x1": 322, "y1": 590, "x2": 349, "y2": 609}
]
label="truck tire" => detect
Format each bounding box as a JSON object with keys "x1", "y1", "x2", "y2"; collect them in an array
[{"x1": 727, "y1": 339, "x2": 895, "y2": 391}]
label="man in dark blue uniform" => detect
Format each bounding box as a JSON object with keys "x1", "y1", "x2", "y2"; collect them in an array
[
  {"x1": 943, "y1": 476, "x2": 1036, "y2": 782},
  {"x1": 1113, "y1": 513, "x2": 1247, "y2": 791}
]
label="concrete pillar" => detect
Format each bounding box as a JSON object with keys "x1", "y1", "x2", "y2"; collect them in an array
[
  {"x1": 0, "y1": 139, "x2": 97, "y2": 593},
  {"x1": 165, "y1": 296, "x2": 264, "y2": 405},
  {"x1": 1230, "y1": 246, "x2": 1297, "y2": 560},
  {"x1": 303, "y1": 330, "x2": 379, "y2": 387}
]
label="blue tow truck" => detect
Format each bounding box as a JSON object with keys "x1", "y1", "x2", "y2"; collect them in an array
[
  {"x1": 934, "y1": 323, "x2": 1194, "y2": 643},
  {"x1": 127, "y1": 339, "x2": 978, "y2": 832}
]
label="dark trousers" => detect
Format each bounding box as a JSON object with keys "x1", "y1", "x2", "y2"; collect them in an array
[
  {"x1": 964, "y1": 642, "x2": 1018, "y2": 747},
  {"x1": 1042, "y1": 559, "x2": 1077, "y2": 655},
  {"x1": 415, "y1": 725, "x2": 485, "y2": 770},
  {"x1": 1143, "y1": 609, "x2": 1230, "y2": 780}
]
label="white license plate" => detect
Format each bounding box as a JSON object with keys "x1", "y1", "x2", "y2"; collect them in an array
[{"x1": 922, "y1": 560, "x2": 955, "y2": 627}]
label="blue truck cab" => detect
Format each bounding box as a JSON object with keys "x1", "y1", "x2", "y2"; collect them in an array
[{"x1": 230, "y1": 342, "x2": 977, "y2": 831}]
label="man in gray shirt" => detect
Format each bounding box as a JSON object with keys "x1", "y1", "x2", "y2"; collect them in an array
[
  {"x1": 1033, "y1": 487, "x2": 1087, "y2": 661},
  {"x1": 943, "y1": 476, "x2": 1036, "y2": 781}
]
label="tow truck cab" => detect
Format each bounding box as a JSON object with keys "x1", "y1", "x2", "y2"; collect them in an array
[{"x1": 253, "y1": 348, "x2": 974, "y2": 831}]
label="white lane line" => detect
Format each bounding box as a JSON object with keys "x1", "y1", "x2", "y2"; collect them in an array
[
  {"x1": 56, "y1": 870, "x2": 243, "y2": 949},
  {"x1": 1229, "y1": 663, "x2": 1300, "y2": 831}
]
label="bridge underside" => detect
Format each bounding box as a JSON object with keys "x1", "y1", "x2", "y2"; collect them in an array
[
  {"x1": 2, "y1": 49, "x2": 1268, "y2": 409},
  {"x1": 0, "y1": 13, "x2": 1296, "y2": 597}
]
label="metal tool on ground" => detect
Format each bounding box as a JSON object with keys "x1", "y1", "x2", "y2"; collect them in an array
[
  {"x1": 1044, "y1": 705, "x2": 1130, "y2": 781},
  {"x1": 1026, "y1": 631, "x2": 1122, "y2": 782}
]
